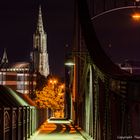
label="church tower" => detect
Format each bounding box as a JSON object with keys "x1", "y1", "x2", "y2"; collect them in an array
[
  {"x1": 1, "y1": 48, "x2": 8, "y2": 65},
  {"x1": 32, "y1": 6, "x2": 49, "y2": 77}
]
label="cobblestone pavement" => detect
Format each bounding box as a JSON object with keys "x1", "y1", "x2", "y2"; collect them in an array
[{"x1": 28, "y1": 119, "x2": 86, "y2": 140}]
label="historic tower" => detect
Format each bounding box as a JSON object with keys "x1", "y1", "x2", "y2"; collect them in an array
[
  {"x1": 32, "y1": 6, "x2": 49, "y2": 77},
  {"x1": 1, "y1": 48, "x2": 8, "y2": 65}
]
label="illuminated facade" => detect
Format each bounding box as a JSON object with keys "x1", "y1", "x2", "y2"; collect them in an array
[
  {"x1": 32, "y1": 6, "x2": 49, "y2": 77},
  {"x1": 118, "y1": 60, "x2": 140, "y2": 74},
  {"x1": 0, "y1": 6, "x2": 50, "y2": 94},
  {"x1": 0, "y1": 48, "x2": 36, "y2": 94},
  {"x1": 0, "y1": 61, "x2": 36, "y2": 94}
]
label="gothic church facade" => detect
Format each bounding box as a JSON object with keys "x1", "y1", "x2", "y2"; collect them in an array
[
  {"x1": 0, "y1": 6, "x2": 50, "y2": 94},
  {"x1": 32, "y1": 6, "x2": 49, "y2": 77}
]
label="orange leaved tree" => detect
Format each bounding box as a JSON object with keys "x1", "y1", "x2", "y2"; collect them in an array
[{"x1": 34, "y1": 77, "x2": 65, "y2": 114}]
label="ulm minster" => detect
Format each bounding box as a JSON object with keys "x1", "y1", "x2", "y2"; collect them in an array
[
  {"x1": 0, "y1": 1, "x2": 140, "y2": 140},
  {"x1": 0, "y1": 6, "x2": 49, "y2": 94}
]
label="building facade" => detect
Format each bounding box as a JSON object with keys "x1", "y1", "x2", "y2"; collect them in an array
[
  {"x1": 32, "y1": 6, "x2": 49, "y2": 77},
  {"x1": 0, "y1": 60, "x2": 36, "y2": 94},
  {"x1": 0, "y1": 6, "x2": 49, "y2": 94}
]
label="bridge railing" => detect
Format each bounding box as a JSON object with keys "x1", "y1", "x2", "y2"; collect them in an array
[{"x1": 0, "y1": 106, "x2": 48, "y2": 140}]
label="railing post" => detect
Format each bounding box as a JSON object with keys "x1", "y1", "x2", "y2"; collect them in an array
[
  {"x1": 21, "y1": 106, "x2": 25, "y2": 140},
  {"x1": 25, "y1": 106, "x2": 28, "y2": 140},
  {"x1": 11, "y1": 107, "x2": 14, "y2": 140},
  {"x1": 2, "y1": 107, "x2": 5, "y2": 140},
  {"x1": 27, "y1": 106, "x2": 31, "y2": 138},
  {"x1": 16, "y1": 107, "x2": 20, "y2": 140},
  {"x1": 30, "y1": 108, "x2": 32, "y2": 136}
]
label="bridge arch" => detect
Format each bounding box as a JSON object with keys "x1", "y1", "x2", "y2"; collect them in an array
[
  {"x1": 77, "y1": 0, "x2": 131, "y2": 76},
  {"x1": 91, "y1": 5, "x2": 140, "y2": 20},
  {"x1": 87, "y1": 0, "x2": 139, "y2": 18},
  {"x1": 71, "y1": 0, "x2": 140, "y2": 140}
]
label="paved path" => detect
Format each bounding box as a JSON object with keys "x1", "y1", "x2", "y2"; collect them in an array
[{"x1": 28, "y1": 119, "x2": 86, "y2": 140}]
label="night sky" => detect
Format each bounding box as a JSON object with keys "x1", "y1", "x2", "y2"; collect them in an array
[
  {"x1": 93, "y1": 8, "x2": 140, "y2": 64},
  {"x1": 0, "y1": 1, "x2": 140, "y2": 77},
  {"x1": 0, "y1": 0, "x2": 74, "y2": 77}
]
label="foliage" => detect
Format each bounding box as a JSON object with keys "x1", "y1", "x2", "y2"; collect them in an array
[{"x1": 34, "y1": 76, "x2": 65, "y2": 111}]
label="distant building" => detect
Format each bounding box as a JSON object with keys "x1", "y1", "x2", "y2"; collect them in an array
[
  {"x1": 0, "y1": 63, "x2": 36, "y2": 94},
  {"x1": 32, "y1": 6, "x2": 49, "y2": 77},
  {"x1": 118, "y1": 60, "x2": 140, "y2": 75},
  {"x1": 0, "y1": 6, "x2": 49, "y2": 94}
]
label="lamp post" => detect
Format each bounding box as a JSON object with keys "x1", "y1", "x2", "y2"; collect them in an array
[
  {"x1": 65, "y1": 51, "x2": 89, "y2": 123},
  {"x1": 64, "y1": 59, "x2": 73, "y2": 119}
]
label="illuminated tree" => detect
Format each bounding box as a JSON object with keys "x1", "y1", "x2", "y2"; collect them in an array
[{"x1": 34, "y1": 77, "x2": 65, "y2": 112}]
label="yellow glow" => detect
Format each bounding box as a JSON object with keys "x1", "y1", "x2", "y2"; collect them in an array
[
  {"x1": 132, "y1": 13, "x2": 140, "y2": 21},
  {"x1": 30, "y1": 120, "x2": 86, "y2": 140},
  {"x1": 64, "y1": 62, "x2": 75, "y2": 66},
  {"x1": 60, "y1": 84, "x2": 65, "y2": 89},
  {"x1": 49, "y1": 79, "x2": 58, "y2": 84}
]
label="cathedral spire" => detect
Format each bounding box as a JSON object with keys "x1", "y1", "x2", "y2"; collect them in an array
[
  {"x1": 37, "y1": 5, "x2": 44, "y2": 33},
  {"x1": 33, "y1": 5, "x2": 49, "y2": 77},
  {"x1": 1, "y1": 48, "x2": 8, "y2": 64}
]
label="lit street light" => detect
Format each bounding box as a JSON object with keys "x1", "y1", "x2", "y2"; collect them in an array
[
  {"x1": 132, "y1": 12, "x2": 140, "y2": 20},
  {"x1": 64, "y1": 51, "x2": 89, "y2": 122},
  {"x1": 49, "y1": 79, "x2": 58, "y2": 84}
]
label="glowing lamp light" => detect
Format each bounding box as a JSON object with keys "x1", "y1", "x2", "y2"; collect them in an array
[
  {"x1": 49, "y1": 79, "x2": 58, "y2": 84},
  {"x1": 53, "y1": 80, "x2": 57, "y2": 84},
  {"x1": 64, "y1": 62, "x2": 75, "y2": 66},
  {"x1": 64, "y1": 59, "x2": 75, "y2": 66},
  {"x1": 60, "y1": 84, "x2": 65, "y2": 89},
  {"x1": 132, "y1": 13, "x2": 140, "y2": 21}
]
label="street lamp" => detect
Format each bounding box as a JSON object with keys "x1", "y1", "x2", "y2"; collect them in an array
[
  {"x1": 65, "y1": 51, "x2": 89, "y2": 66},
  {"x1": 64, "y1": 60, "x2": 75, "y2": 66},
  {"x1": 49, "y1": 79, "x2": 58, "y2": 84},
  {"x1": 131, "y1": 0, "x2": 140, "y2": 20},
  {"x1": 64, "y1": 51, "x2": 89, "y2": 122},
  {"x1": 64, "y1": 52, "x2": 76, "y2": 66},
  {"x1": 132, "y1": 12, "x2": 140, "y2": 20}
]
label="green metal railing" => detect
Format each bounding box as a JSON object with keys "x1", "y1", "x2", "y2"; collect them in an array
[{"x1": 0, "y1": 106, "x2": 48, "y2": 140}]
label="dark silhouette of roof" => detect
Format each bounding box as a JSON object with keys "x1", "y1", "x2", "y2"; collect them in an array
[{"x1": 0, "y1": 62, "x2": 30, "y2": 69}]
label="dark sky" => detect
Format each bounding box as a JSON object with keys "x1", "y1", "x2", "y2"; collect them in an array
[
  {"x1": 93, "y1": 8, "x2": 140, "y2": 64},
  {"x1": 0, "y1": 1, "x2": 140, "y2": 77},
  {"x1": 0, "y1": 0, "x2": 74, "y2": 77}
]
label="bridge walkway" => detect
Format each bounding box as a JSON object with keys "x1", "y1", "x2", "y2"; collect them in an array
[{"x1": 28, "y1": 119, "x2": 86, "y2": 140}]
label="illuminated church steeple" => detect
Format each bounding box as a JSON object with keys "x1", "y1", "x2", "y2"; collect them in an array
[
  {"x1": 33, "y1": 5, "x2": 49, "y2": 77},
  {"x1": 37, "y1": 6, "x2": 44, "y2": 33},
  {"x1": 1, "y1": 48, "x2": 8, "y2": 64}
]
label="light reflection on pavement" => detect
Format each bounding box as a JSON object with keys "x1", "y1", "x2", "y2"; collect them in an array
[{"x1": 28, "y1": 119, "x2": 85, "y2": 140}]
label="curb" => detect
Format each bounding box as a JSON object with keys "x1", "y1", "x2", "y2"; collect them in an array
[
  {"x1": 71, "y1": 122, "x2": 93, "y2": 140},
  {"x1": 77, "y1": 129, "x2": 93, "y2": 140}
]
